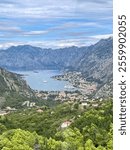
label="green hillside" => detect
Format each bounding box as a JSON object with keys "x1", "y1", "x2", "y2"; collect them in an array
[{"x1": 0, "y1": 99, "x2": 112, "y2": 150}]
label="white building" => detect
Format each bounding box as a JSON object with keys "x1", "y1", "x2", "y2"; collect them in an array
[{"x1": 61, "y1": 121, "x2": 71, "y2": 128}]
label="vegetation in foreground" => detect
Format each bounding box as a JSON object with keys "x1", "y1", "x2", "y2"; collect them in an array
[{"x1": 0, "y1": 99, "x2": 112, "y2": 150}]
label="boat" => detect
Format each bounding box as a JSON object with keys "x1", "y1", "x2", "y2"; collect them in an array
[{"x1": 43, "y1": 80, "x2": 47, "y2": 83}]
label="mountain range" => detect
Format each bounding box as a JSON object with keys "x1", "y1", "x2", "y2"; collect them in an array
[
  {"x1": 0, "y1": 45, "x2": 87, "y2": 70},
  {"x1": 0, "y1": 37, "x2": 112, "y2": 75}
]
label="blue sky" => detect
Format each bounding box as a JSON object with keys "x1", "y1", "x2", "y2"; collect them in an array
[{"x1": 0, "y1": 0, "x2": 113, "y2": 49}]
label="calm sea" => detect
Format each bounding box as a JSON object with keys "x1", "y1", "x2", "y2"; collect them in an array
[{"x1": 10, "y1": 70, "x2": 76, "y2": 91}]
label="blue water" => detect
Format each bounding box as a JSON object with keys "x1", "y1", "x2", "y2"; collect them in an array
[{"x1": 10, "y1": 70, "x2": 76, "y2": 91}]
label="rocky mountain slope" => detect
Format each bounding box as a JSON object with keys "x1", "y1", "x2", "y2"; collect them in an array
[
  {"x1": 77, "y1": 38, "x2": 112, "y2": 82},
  {"x1": 0, "y1": 68, "x2": 35, "y2": 108},
  {"x1": 77, "y1": 37, "x2": 113, "y2": 98}
]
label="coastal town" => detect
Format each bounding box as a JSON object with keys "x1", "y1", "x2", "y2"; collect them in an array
[
  {"x1": 52, "y1": 71, "x2": 97, "y2": 95},
  {"x1": 0, "y1": 70, "x2": 111, "y2": 116},
  {"x1": 0, "y1": 92, "x2": 104, "y2": 116}
]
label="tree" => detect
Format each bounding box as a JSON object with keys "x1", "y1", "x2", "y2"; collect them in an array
[
  {"x1": 85, "y1": 139, "x2": 96, "y2": 150},
  {"x1": 0, "y1": 129, "x2": 45, "y2": 150},
  {"x1": 0, "y1": 123, "x2": 7, "y2": 134},
  {"x1": 55, "y1": 128, "x2": 84, "y2": 150}
]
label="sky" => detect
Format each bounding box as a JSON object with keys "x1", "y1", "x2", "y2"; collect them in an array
[{"x1": 0, "y1": 0, "x2": 113, "y2": 49}]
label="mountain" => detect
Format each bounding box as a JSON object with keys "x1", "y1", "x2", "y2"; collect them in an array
[
  {"x1": 77, "y1": 37, "x2": 113, "y2": 85},
  {"x1": 76, "y1": 37, "x2": 113, "y2": 98},
  {"x1": 0, "y1": 68, "x2": 35, "y2": 108}
]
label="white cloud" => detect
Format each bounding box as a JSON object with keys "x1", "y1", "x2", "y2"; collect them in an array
[
  {"x1": 23, "y1": 30, "x2": 48, "y2": 36},
  {"x1": 0, "y1": 0, "x2": 112, "y2": 19},
  {"x1": 90, "y1": 34, "x2": 113, "y2": 39},
  {"x1": 0, "y1": 26, "x2": 21, "y2": 32},
  {"x1": 0, "y1": 34, "x2": 112, "y2": 50}
]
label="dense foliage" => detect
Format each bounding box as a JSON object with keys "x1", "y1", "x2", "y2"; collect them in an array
[{"x1": 0, "y1": 99, "x2": 113, "y2": 150}]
